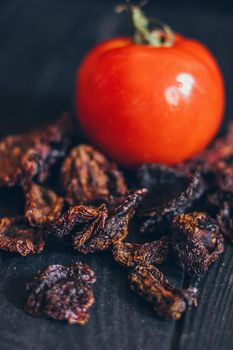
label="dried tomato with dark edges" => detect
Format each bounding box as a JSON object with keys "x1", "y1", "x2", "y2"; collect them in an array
[
  {"x1": 28, "y1": 113, "x2": 74, "y2": 183},
  {"x1": 171, "y1": 212, "x2": 224, "y2": 275},
  {"x1": 129, "y1": 263, "x2": 198, "y2": 320},
  {"x1": 0, "y1": 136, "x2": 51, "y2": 187},
  {"x1": 72, "y1": 189, "x2": 147, "y2": 253},
  {"x1": 60, "y1": 144, "x2": 127, "y2": 205},
  {"x1": 24, "y1": 182, "x2": 64, "y2": 227},
  {"x1": 0, "y1": 217, "x2": 44, "y2": 256},
  {"x1": 25, "y1": 262, "x2": 96, "y2": 325},
  {"x1": 137, "y1": 164, "x2": 204, "y2": 233},
  {"x1": 0, "y1": 113, "x2": 73, "y2": 187},
  {"x1": 112, "y1": 236, "x2": 169, "y2": 268},
  {"x1": 45, "y1": 205, "x2": 100, "y2": 242}
]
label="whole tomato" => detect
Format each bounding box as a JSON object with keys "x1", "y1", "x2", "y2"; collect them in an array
[{"x1": 76, "y1": 5, "x2": 224, "y2": 167}]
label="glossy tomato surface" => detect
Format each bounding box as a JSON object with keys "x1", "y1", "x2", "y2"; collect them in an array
[{"x1": 76, "y1": 35, "x2": 225, "y2": 167}]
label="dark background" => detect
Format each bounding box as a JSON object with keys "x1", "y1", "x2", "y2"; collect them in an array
[{"x1": 0, "y1": 1, "x2": 233, "y2": 349}]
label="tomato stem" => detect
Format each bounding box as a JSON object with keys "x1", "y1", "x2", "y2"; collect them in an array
[{"x1": 116, "y1": 1, "x2": 174, "y2": 47}]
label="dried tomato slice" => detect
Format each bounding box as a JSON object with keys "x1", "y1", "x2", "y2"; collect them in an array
[
  {"x1": 0, "y1": 217, "x2": 44, "y2": 256},
  {"x1": 45, "y1": 205, "x2": 100, "y2": 242},
  {"x1": 129, "y1": 264, "x2": 197, "y2": 320},
  {"x1": 0, "y1": 114, "x2": 73, "y2": 187},
  {"x1": 25, "y1": 262, "x2": 96, "y2": 325},
  {"x1": 0, "y1": 136, "x2": 51, "y2": 187},
  {"x1": 137, "y1": 164, "x2": 204, "y2": 233},
  {"x1": 24, "y1": 182, "x2": 64, "y2": 227},
  {"x1": 60, "y1": 144, "x2": 127, "y2": 205},
  {"x1": 172, "y1": 212, "x2": 224, "y2": 275},
  {"x1": 31, "y1": 113, "x2": 73, "y2": 183},
  {"x1": 112, "y1": 236, "x2": 169, "y2": 268},
  {"x1": 72, "y1": 189, "x2": 147, "y2": 253}
]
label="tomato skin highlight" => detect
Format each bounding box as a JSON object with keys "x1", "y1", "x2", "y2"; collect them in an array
[{"x1": 76, "y1": 36, "x2": 225, "y2": 167}]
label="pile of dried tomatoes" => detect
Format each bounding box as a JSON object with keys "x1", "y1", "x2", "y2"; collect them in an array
[{"x1": 0, "y1": 113, "x2": 232, "y2": 324}]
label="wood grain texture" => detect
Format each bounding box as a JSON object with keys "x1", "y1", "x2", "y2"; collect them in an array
[{"x1": 0, "y1": 1, "x2": 233, "y2": 349}]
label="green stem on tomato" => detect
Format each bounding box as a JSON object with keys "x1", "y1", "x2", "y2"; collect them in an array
[{"x1": 116, "y1": 1, "x2": 174, "y2": 47}]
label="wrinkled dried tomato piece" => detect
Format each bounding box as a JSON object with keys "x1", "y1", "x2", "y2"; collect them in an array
[
  {"x1": 25, "y1": 262, "x2": 96, "y2": 325},
  {"x1": 72, "y1": 204, "x2": 108, "y2": 252},
  {"x1": 0, "y1": 217, "x2": 44, "y2": 256},
  {"x1": 0, "y1": 114, "x2": 73, "y2": 187},
  {"x1": 112, "y1": 236, "x2": 169, "y2": 268},
  {"x1": 24, "y1": 182, "x2": 64, "y2": 227},
  {"x1": 46, "y1": 205, "x2": 100, "y2": 241},
  {"x1": 172, "y1": 212, "x2": 224, "y2": 275},
  {"x1": 60, "y1": 144, "x2": 127, "y2": 205},
  {"x1": 0, "y1": 136, "x2": 51, "y2": 187},
  {"x1": 30, "y1": 113, "x2": 73, "y2": 183},
  {"x1": 137, "y1": 164, "x2": 204, "y2": 233},
  {"x1": 129, "y1": 264, "x2": 197, "y2": 320},
  {"x1": 72, "y1": 189, "x2": 147, "y2": 254}
]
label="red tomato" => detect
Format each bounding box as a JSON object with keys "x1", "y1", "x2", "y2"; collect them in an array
[{"x1": 75, "y1": 34, "x2": 225, "y2": 167}]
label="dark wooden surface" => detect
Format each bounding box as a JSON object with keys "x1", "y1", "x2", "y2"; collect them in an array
[{"x1": 0, "y1": 1, "x2": 233, "y2": 349}]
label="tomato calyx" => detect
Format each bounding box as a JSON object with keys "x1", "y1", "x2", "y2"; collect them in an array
[{"x1": 116, "y1": 0, "x2": 174, "y2": 47}]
